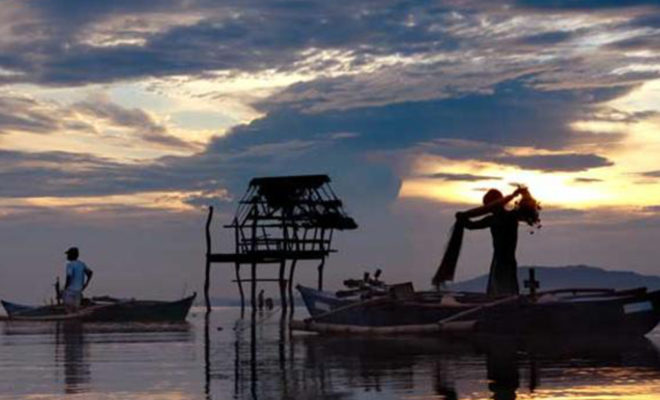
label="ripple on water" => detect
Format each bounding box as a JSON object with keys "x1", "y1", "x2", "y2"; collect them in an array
[{"x1": 0, "y1": 309, "x2": 659, "y2": 399}]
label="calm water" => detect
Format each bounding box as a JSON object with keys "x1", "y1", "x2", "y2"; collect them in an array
[{"x1": 1, "y1": 307, "x2": 660, "y2": 399}]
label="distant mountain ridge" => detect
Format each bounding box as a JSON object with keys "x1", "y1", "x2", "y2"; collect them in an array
[{"x1": 450, "y1": 265, "x2": 660, "y2": 293}]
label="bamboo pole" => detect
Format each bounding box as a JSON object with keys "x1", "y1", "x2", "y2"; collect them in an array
[
  {"x1": 290, "y1": 319, "x2": 476, "y2": 335},
  {"x1": 233, "y1": 218, "x2": 245, "y2": 313},
  {"x1": 279, "y1": 260, "x2": 287, "y2": 310},
  {"x1": 317, "y1": 228, "x2": 326, "y2": 290},
  {"x1": 204, "y1": 206, "x2": 214, "y2": 313},
  {"x1": 317, "y1": 258, "x2": 325, "y2": 291},
  {"x1": 435, "y1": 294, "x2": 519, "y2": 326},
  {"x1": 250, "y1": 207, "x2": 257, "y2": 312},
  {"x1": 287, "y1": 259, "x2": 297, "y2": 310}
]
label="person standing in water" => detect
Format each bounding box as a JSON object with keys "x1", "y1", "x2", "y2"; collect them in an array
[
  {"x1": 455, "y1": 188, "x2": 525, "y2": 297},
  {"x1": 63, "y1": 247, "x2": 94, "y2": 312}
]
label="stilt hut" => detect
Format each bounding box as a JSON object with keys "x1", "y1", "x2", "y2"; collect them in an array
[{"x1": 204, "y1": 175, "x2": 357, "y2": 312}]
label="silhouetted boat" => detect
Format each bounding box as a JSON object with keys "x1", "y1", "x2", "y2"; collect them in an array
[
  {"x1": 293, "y1": 285, "x2": 660, "y2": 336},
  {"x1": 1, "y1": 293, "x2": 196, "y2": 322}
]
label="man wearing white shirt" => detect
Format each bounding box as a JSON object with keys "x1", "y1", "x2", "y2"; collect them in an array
[{"x1": 63, "y1": 247, "x2": 94, "y2": 312}]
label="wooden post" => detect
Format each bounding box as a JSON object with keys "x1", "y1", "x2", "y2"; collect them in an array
[
  {"x1": 203, "y1": 311, "x2": 211, "y2": 396},
  {"x1": 279, "y1": 260, "x2": 287, "y2": 310},
  {"x1": 234, "y1": 263, "x2": 244, "y2": 315},
  {"x1": 250, "y1": 208, "x2": 257, "y2": 311},
  {"x1": 281, "y1": 213, "x2": 290, "y2": 311},
  {"x1": 317, "y1": 258, "x2": 325, "y2": 291},
  {"x1": 251, "y1": 263, "x2": 257, "y2": 311},
  {"x1": 204, "y1": 206, "x2": 214, "y2": 313},
  {"x1": 317, "y1": 228, "x2": 326, "y2": 290},
  {"x1": 234, "y1": 218, "x2": 245, "y2": 313},
  {"x1": 288, "y1": 259, "x2": 297, "y2": 309}
]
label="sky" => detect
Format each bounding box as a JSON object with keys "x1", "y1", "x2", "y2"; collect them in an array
[{"x1": 1, "y1": 0, "x2": 660, "y2": 303}]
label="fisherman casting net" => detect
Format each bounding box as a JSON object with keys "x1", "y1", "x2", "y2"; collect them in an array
[{"x1": 431, "y1": 186, "x2": 541, "y2": 288}]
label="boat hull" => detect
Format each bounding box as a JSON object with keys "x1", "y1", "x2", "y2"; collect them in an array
[
  {"x1": 1, "y1": 293, "x2": 196, "y2": 322},
  {"x1": 296, "y1": 286, "x2": 660, "y2": 336}
]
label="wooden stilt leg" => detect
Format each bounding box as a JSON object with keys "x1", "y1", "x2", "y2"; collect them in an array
[
  {"x1": 235, "y1": 263, "x2": 245, "y2": 313},
  {"x1": 288, "y1": 259, "x2": 297, "y2": 309},
  {"x1": 251, "y1": 262, "x2": 257, "y2": 311},
  {"x1": 204, "y1": 258, "x2": 211, "y2": 313},
  {"x1": 279, "y1": 260, "x2": 287, "y2": 310},
  {"x1": 317, "y1": 258, "x2": 325, "y2": 291},
  {"x1": 204, "y1": 206, "x2": 214, "y2": 313}
]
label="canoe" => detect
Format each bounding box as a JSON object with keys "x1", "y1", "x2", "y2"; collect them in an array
[
  {"x1": 294, "y1": 285, "x2": 660, "y2": 336},
  {"x1": 1, "y1": 293, "x2": 196, "y2": 322}
]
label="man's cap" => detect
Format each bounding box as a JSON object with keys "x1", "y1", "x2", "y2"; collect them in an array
[{"x1": 65, "y1": 247, "x2": 79, "y2": 254}]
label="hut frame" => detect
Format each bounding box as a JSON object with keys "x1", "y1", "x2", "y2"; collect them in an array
[{"x1": 204, "y1": 175, "x2": 357, "y2": 313}]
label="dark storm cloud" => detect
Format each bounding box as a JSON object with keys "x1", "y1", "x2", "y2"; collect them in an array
[
  {"x1": 0, "y1": 0, "x2": 653, "y2": 90},
  {"x1": 0, "y1": 77, "x2": 621, "y2": 203},
  {"x1": 425, "y1": 172, "x2": 501, "y2": 181},
  {"x1": 0, "y1": 74, "x2": 626, "y2": 208},
  {"x1": 179, "y1": 78, "x2": 621, "y2": 202},
  {"x1": 250, "y1": 79, "x2": 631, "y2": 152},
  {"x1": 495, "y1": 153, "x2": 613, "y2": 172},
  {"x1": 0, "y1": 0, "x2": 466, "y2": 86}
]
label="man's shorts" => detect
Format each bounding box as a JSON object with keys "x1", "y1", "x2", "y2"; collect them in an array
[{"x1": 63, "y1": 290, "x2": 82, "y2": 311}]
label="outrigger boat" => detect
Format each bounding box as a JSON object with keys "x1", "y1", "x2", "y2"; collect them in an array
[
  {"x1": 292, "y1": 272, "x2": 660, "y2": 336},
  {"x1": 1, "y1": 293, "x2": 196, "y2": 322},
  {"x1": 293, "y1": 186, "x2": 660, "y2": 337}
]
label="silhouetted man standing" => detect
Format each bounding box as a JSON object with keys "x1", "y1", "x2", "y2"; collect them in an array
[
  {"x1": 63, "y1": 247, "x2": 93, "y2": 312},
  {"x1": 456, "y1": 188, "x2": 523, "y2": 296}
]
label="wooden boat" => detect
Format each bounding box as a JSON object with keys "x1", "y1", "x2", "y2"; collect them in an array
[
  {"x1": 1, "y1": 293, "x2": 196, "y2": 322},
  {"x1": 293, "y1": 284, "x2": 660, "y2": 336}
]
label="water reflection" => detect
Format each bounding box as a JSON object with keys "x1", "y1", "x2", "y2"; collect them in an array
[
  {"x1": 55, "y1": 321, "x2": 90, "y2": 394},
  {"x1": 207, "y1": 310, "x2": 660, "y2": 400},
  {"x1": 1, "y1": 320, "x2": 193, "y2": 398},
  {"x1": 485, "y1": 338, "x2": 518, "y2": 400},
  {"x1": 2, "y1": 310, "x2": 659, "y2": 399}
]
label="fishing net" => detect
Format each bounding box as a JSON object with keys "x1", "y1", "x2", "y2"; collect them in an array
[
  {"x1": 432, "y1": 186, "x2": 542, "y2": 287},
  {"x1": 514, "y1": 187, "x2": 542, "y2": 231}
]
